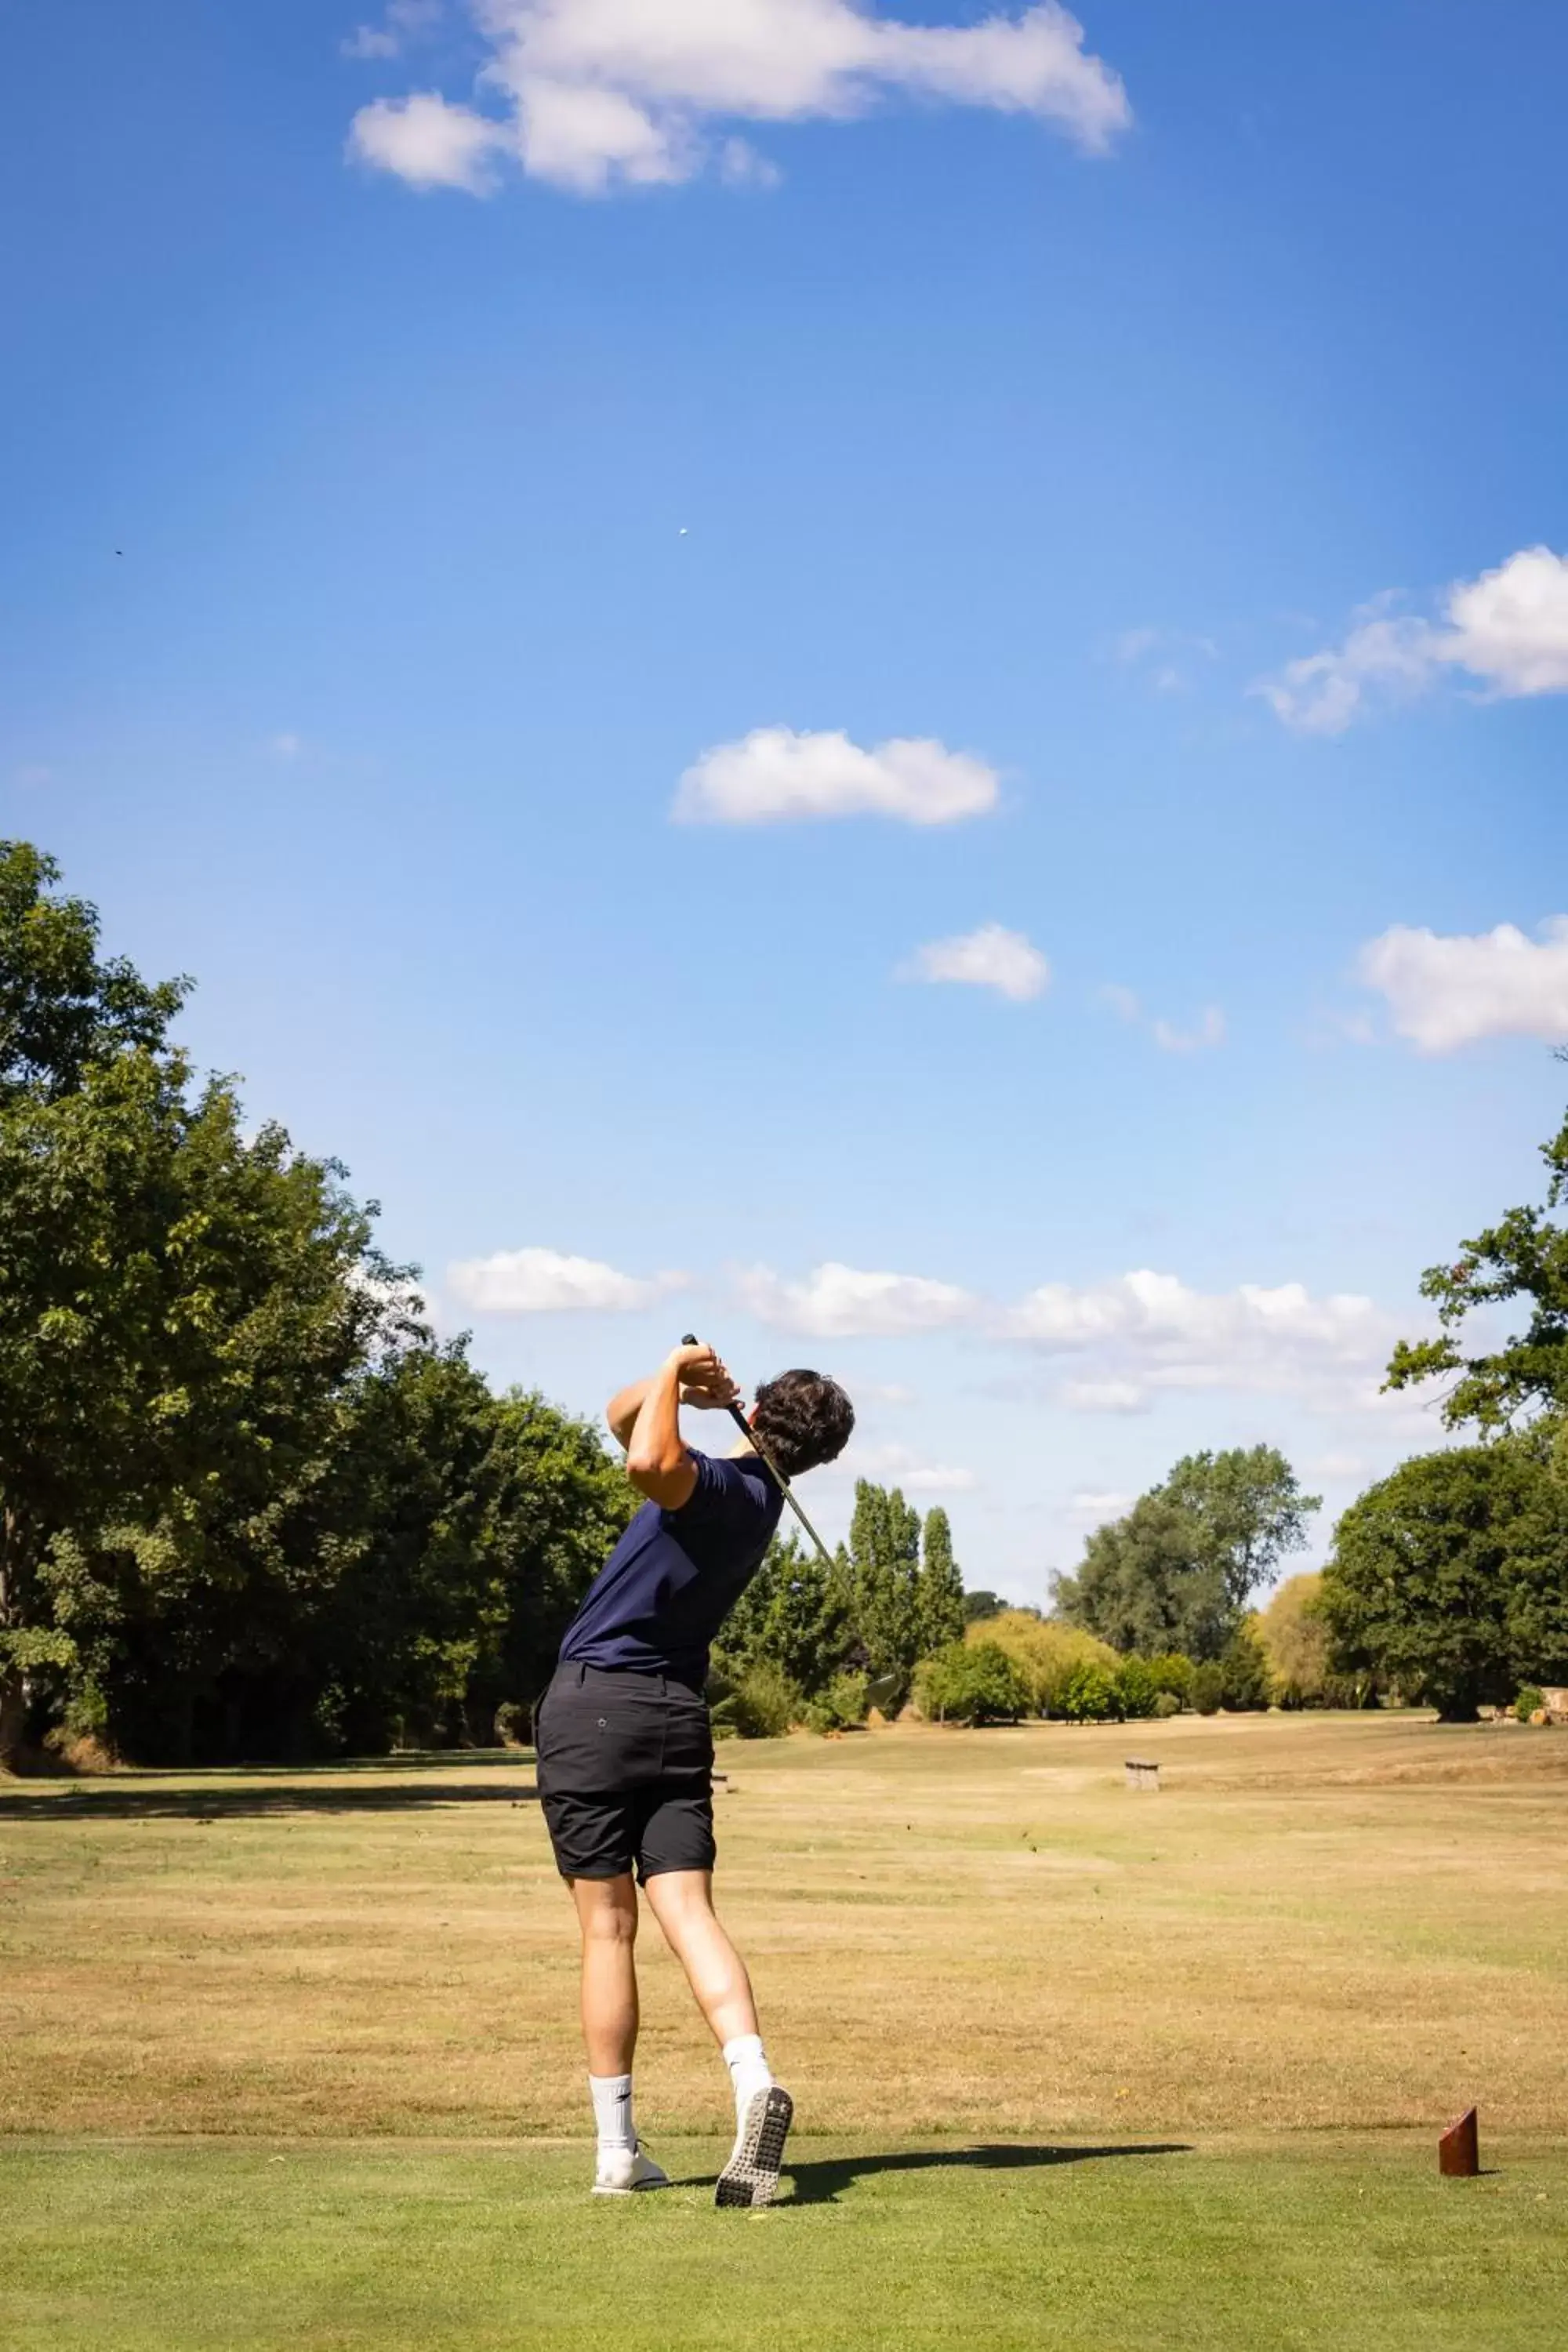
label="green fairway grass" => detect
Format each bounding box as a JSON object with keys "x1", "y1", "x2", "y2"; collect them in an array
[
  {"x1": 4, "y1": 1712, "x2": 1566, "y2": 2345},
  {"x1": 3, "y1": 2136, "x2": 1564, "y2": 2350}
]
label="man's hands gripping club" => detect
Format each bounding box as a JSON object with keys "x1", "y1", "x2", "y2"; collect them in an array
[{"x1": 608, "y1": 1342, "x2": 742, "y2": 1511}]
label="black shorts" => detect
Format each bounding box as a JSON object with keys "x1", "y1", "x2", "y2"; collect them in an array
[{"x1": 535, "y1": 1663, "x2": 716, "y2": 1883}]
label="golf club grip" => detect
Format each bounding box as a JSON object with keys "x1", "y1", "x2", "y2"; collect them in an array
[{"x1": 681, "y1": 1334, "x2": 752, "y2": 1436}]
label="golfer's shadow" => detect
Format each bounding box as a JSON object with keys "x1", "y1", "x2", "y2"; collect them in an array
[{"x1": 687, "y1": 2142, "x2": 1190, "y2": 2206}]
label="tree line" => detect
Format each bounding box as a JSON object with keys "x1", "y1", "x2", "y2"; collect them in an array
[
  {"x1": 3, "y1": 839, "x2": 1565, "y2": 1761},
  {"x1": 1037, "y1": 1097, "x2": 1568, "y2": 1722},
  {"x1": 0, "y1": 841, "x2": 969, "y2": 1767}
]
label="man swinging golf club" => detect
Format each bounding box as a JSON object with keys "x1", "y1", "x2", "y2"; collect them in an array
[{"x1": 535, "y1": 1338, "x2": 854, "y2": 2207}]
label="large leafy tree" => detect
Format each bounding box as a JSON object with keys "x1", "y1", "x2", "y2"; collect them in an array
[
  {"x1": 1161, "y1": 1447, "x2": 1319, "y2": 1613},
  {"x1": 1357, "y1": 1100, "x2": 1568, "y2": 1719},
  {"x1": 470, "y1": 1387, "x2": 639, "y2": 1727},
  {"x1": 1322, "y1": 1441, "x2": 1568, "y2": 1720},
  {"x1": 0, "y1": 843, "x2": 404, "y2": 1761},
  {"x1": 1386, "y1": 1098, "x2": 1568, "y2": 1430},
  {"x1": 1055, "y1": 1449, "x2": 1318, "y2": 1662},
  {"x1": 1054, "y1": 1492, "x2": 1229, "y2": 1659}
]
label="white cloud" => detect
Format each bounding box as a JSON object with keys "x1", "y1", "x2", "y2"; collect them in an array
[
  {"x1": 1102, "y1": 985, "x2": 1225, "y2": 1053},
  {"x1": 718, "y1": 136, "x2": 781, "y2": 188},
  {"x1": 900, "y1": 923, "x2": 1049, "y2": 1002},
  {"x1": 447, "y1": 1245, "x2": 687, "y2": 1312},
  {"x1": 1067, "y1": 1486, "x2": 1134, "y2": 1520},
  {"x1": 351, "y1": 0, "x2": 1130, "y2": 195},
  {"x1": 349, "y1": 91, "x2": 508, "y2": 191},
  {"x1": 674, "y1": 726, "x2": 1000, "y2": 827},
  {"x1": 1152, "y1": 1007, "x2": 1225, "y2": 1054},
  {"x1": 1006, "y1": 1268, "x2": 1398, "y2": 1417},
  {"x1": 343, "y1": 2, "x2": 443, "y2": 59},
  {"x1": 1308, "y1": 1451, "x2": 1370, "y2": 1483},
  {"x1": 1111, "y1": 625, "x2": 1218, "y2": 695},
  {"x1": 1447, "y1": 548, "x2": 1568, "y2": 695},
  {"x1": 1060, "y1": 1377, "x2": 1146, "y2": 1414},
  {"x1": 1358, "y1": 916, "x2": 1568, "y2": 1053},
  {"x1": 833, "y1": 1442, "x2": 977, "y2": 1492},
  {"x1": 733, "y1": 1259, "x2": 976, "y2": 1337},
  {"x1": 1257, "y1": 546, "x2": 1568, "y2": 734},
  {"x1": 729, "y1": 1253, "x2": 1422, "y2": 1423}
]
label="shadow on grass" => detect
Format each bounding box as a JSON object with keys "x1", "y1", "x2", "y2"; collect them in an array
[
  {"x1": 0, "y1": 1780, "x2": 540, "y2": 1820},
  {"x1": 677, "y1": 2142, "x2": 1192, "y2": 2206}
]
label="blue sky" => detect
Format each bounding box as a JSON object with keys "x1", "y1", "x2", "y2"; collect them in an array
[{"x1": 4, "y1": 1, "x2": 1567, "y2": 1599}]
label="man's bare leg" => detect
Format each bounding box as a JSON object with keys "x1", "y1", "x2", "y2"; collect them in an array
[
  {"x1": 641, "y1": 1868, "x2": 759, "y2": 2046},
  {"x1": 644, "y1": 1869, "x2": 793, "y2": 2209},
  {"x1": 569, "y1": 1875, "x2": 667, "y2": 2194}
]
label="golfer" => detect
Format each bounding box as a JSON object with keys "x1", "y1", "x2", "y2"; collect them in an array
[{"x1": 535, "y1": 1340, "x2": 854, "y2": 2207}]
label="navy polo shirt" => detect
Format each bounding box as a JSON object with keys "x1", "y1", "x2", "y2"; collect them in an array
[{"x1": 557, "y1": 1447, "x2": 784, "y2": 1690}]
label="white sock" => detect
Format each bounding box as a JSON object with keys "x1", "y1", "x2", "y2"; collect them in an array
[
  {"x1": 589, "y1": 2071, "x2": 636, "y2": 2154},
  {"x1": 722, "y1": 2032, "x2": 774, "y2": 2114}
]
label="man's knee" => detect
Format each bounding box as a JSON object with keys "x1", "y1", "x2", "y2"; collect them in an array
[
  {"x1": 645, "y1": 1868, "x2": 717, "y2": 1928},
  {"x1": 575, "y1": 1881, "x2": 638, "y2": 1944}
]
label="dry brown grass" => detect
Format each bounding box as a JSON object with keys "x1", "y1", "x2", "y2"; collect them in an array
[{"x1": 3, "y1": 1710, "x2": 1565, "y2": 2143}]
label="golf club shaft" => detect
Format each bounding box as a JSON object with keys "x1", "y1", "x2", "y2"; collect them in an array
[{"x1": 681, "y1": 1334, "x2": 838, "y2": 1573}]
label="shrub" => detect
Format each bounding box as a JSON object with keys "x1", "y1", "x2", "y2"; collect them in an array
[
  {"x1": 1113, "y1": 1656, "x2": 1161, "y2": 1720},
  {"x1": 493, "y1": 1701, "x2": 528, "y2": 1748},
  {"x1": 710, "y1": 1662, "x2": 800, "y2": 1740},
  {"x1": 1220, "y1": 1621, "x2": 1274, "y2": 1711},
  {"x1": 971, "y1": 1612, "x2": 1120, "y2": 1716},
  {"x1": 1146, "y1": 1652, "x2": 1195, "y2": 1704},
  {"x1": 914, "y1": 1640, "x2": 1029, "y2": 1726},
  {"x1": 1515, "y1": 1685, "x2": 1547, "y2": 1724},
  {"x1": 803, "y1": 1670, "x2": 871, "y2": 1735},
  {"x1": 1191, "y1": 1661, "x2": 1225, "y2": 1715},
  {"x1": 1152, "y1": 1690, "x2": 1182, "y2": 1719},
  {"x1": 1058, "y1": 1661, "x2": 1117, "y2": 1722}
]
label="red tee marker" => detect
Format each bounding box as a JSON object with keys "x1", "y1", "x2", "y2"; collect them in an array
[{"x1": 1439, "y1": 2107, "x2": 1479, "y2": 2177}]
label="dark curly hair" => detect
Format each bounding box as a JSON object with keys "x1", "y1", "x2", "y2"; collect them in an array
[{"x1": 751, "y1": 1370, "x2": 855, "y2": 1480}]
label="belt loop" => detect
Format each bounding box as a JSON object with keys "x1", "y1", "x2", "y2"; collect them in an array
[{"x1": 576, "y1": 1663, "x2": 587, "y2": 1686}]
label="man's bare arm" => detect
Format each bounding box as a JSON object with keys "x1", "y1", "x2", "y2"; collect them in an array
[
  {"x1": 611, "y1": 1345, "x2": 740, "y2": 1510},
  {"x1": 605, "y1": 1377, "x2": 654, "y2": 1452}
]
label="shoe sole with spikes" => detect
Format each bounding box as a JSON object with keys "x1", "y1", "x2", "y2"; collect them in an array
[{"x1": 715, "y1": 2085, "x2": 793, "y2": 2209}]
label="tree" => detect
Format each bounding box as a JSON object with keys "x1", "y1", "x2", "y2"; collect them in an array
[
  {"x1": 0, "y1": 842, "x2": 187, "y2": 1102},
  {"x1": 962, "y1": 1589, "x2": 1006, "y2": 1624},
  {"x1": 914, "y1": 1507, "x2": 965, "y2": 1657},
  {"x1": 470, "y1": 1387, "x2": 640, "y2": 1732},
  {"x1": 27, "y1": 1098, "x2": 416, "y2": 1765},
  {"x1": 914, "y1": 1639, "x2": 1029, "y2": 1726},
  {"x1": 848, "y1": 1480, "x2": 923, "y2": 1701},
  {"x1": 1321, "y1": 1442, "x2": 1568, "y2": 1720},
  {"x1": 1057, "y1": 1659, "x2": 1117, "y2": 1722},
  {"x1": 1112, "y1": 1655, "x2": 1161, "y2": 1719},
  {"x1": 1258, "y1": 1573, "x2": 1330, "y2": 1704},
  {"x1": 1385, "y1": 1098, "x2": 1568, "y2": 1430},
  {"x1": 1218, "y1": 1619, "x2": 1273, "y2": 1711},
  {"x1": 1054, "y1": 1493, "x2": 1230, "y2": 1660},
  {"x1": 0, "y1": 907, "x2": 412, "y2": 1759},
  {"x1": 1161, "y1": 1448, "x2": 1319, "y2": 1614},
  {"x1": 971, "y1": 1610, "x2": 1119, "y2": 1715},
  {"x1": 714, "y1": 1530, "x2": 851, "y2": 1698},
  {"x1": 1054, "y1": 1451, "x2": 1319, "y2": 1664}
]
